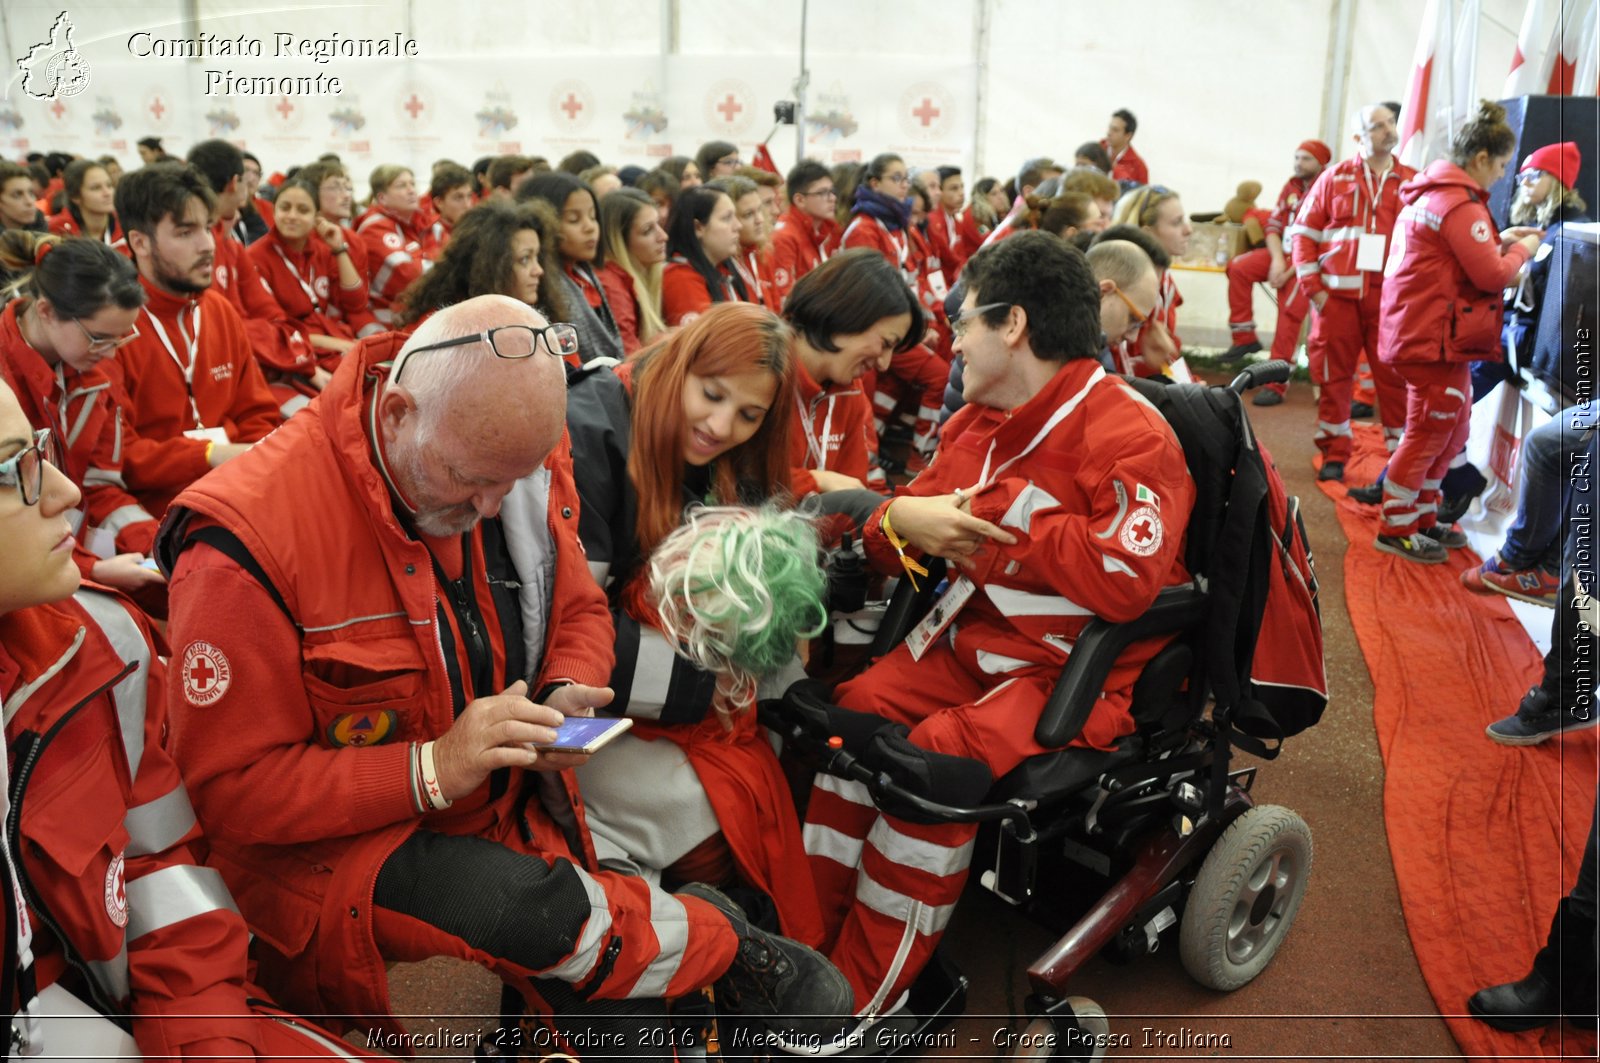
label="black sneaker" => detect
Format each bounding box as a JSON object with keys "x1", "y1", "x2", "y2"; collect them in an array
[
  {"x1": 678, "y1": 882, "x2": 854, "y2": 1041},
  {"x1": 1219, "y1": 340, "x2": 1263, "y2": 364},
  {"x1": 1374, "y1": 532, "x2": 1448, "y2": 564},
  {"x1": 1346, "y1": 482, "x2": 1383, "y2": 505},
  {"x1": 1251, "y1": 387, "x2": 1284, "y2": 407},
  {"x1": 1350, "y1": 401, "x2": 1376, "y2": 419},
  {"x1": 1486, "y1": 687, "x2": 1600, "y2": 746},
  {"x1": 1425, "y1": 525, "x2": 1469, "y2": 549},
  {"x1": 1317, "y1": 461, "x2": 1345, "y2": 482}
]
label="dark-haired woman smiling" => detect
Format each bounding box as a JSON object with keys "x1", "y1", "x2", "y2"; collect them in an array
[
  {"x1": 660, "y1": 186, "x2": 753, "y2": 327},
  {"x1": 518, "y1": 172, "x2": 623, "y2": 363}
]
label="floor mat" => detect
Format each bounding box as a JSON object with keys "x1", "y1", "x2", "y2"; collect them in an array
[{"x1": 1319, "y1": 423, "x2": 1598, "y2": 1061}]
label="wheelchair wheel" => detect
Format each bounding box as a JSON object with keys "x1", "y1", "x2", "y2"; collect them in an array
[
  {"x1": 1179, "y1": 804, "x2": 1312, "y2": 991},
  {"x1": 1009, "y1": 997, "x2": 1109, "y2": 1060}
]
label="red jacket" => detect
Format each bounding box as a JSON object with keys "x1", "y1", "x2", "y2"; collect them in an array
[
  {"x1": 597, "y1": 260, "x2": 645, "y2": 355},
  {"x1": 927, "y1": 206, "x2": 968, "y2": 281},
  {"x1": 1289, "y1": 154, "x2": 1417, "y2": 303},
  {"x1": 1265, "y1": 175, "x2": 1315, "y2": 241},
  {"x1": 208, "y1": 221, "x2": 316, "y2": 377},
  {"x1": 661, "y1": 259, "x2": 750, "y2": 327},
  {"x1": 109, "y1": 278, "x2": 283, "y2": 518},
  {"x1": 157, "y1": 335, "x2": 726, "y2": 1024},
  {"x1": 46, "y1": 209, "x2": 122, "y2": 245},
  {"x1": 354, "y1": 206, "x2": 436, "y2": 327},
  {"x1": 1104, "y1": 142, "x2": 1149, "y2": 186},
  {"x1": 955, "y1": 206, "x2": 986, "y2": 262},
  {"x1": 0, "y1": 588, "x2": 260, "y2": 1059},
  {"x1": 0, "y1": 301, "x2": 156, "y2": 566},
  {"x1": 789, "y1": 360, "x2": 874, "y2": 497},
  {"x1": 844, "y1": 212, "x2": 950, "y2": 352},
  {"x1": 247, "y1": 228, "x2": 378, "y2": 346},
  {"x1": 1378, "y1": 160, "x2": 1532, "y2": 366},
  {"x1": 863, "y1": 359, "x2": 1195, "y2": 750},
  {"x1": 769, "y1": 206, "x2": 840, "y2": 305},
  {"x1": 742, "y1": 245, "x2": 781, "y2": 312}
]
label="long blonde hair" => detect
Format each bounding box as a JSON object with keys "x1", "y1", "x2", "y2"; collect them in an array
[{"x1": 601, "y1": 188, "x2": 666, "y2": 344}]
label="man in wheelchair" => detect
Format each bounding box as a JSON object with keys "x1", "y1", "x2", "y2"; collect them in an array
[{"x1": 802, "y1": 230, "x2": 1197, "y2": 1020}]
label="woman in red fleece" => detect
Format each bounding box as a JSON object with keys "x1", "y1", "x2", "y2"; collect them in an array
[
  {"x1": 598, "y1": 188, "x2": 667, "y2": 354},
  {"x1": 247, "y1": 177, "x2": 377, "y2": 387},
  {"x1": 661, "y1": 186, "x2": 755, "y2": 327},
  {"x1": 1374, "y1": 101, "x2": 1546, "y2": 564},
  {"x1": 46, "y1": 159, "x2": 121, "y2": 245}
]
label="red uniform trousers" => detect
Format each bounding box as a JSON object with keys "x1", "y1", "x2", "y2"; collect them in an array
[
  {"x1": 862, "y1": 344, "x2": 949, "y2": 457},
  {"x1": 806, "y1": 641, "x2": 1066, "y2": 1013},
  {"x1": 1226, "y1": 249, "x2": 1310, "y2": 396},
  {"x1": 1379, "y1": 362, "x2": 1473, "y2": 537},
  {"x1": 1306, "y1": 292, "x2": 1407, "y2": 462}
]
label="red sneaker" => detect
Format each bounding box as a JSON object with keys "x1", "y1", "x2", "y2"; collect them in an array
[{"x1": 1466, "y1": 554, "x2": 1560, "y2": 607}]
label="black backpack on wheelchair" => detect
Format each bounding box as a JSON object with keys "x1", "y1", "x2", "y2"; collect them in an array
[{"x1": 762, "y1": 360, "x2": 1325, "y2": 1057}]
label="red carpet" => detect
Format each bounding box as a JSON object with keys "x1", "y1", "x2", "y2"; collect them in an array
[{"x1": 1320, "y1": 424, "x2": 1598, "y2": 1061}]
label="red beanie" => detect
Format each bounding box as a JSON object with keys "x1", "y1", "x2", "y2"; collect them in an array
[
  {"x1": 1520, "y1": 141, "x2": 1581, "y2": 189},
  {"x1": 1298, "y1": 139, "x2": 1333, "y2": 167}
]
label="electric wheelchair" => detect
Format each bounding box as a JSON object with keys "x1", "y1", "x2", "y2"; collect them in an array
[{"x1": 753, "y1": 359, "x2": 1324, "y2": 1060}]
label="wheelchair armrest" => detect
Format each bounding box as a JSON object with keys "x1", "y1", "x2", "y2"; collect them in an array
[
  {"x1": 869, "y1": 556, "x2": 950, "y2": 657},
  {"x1": 1033, "y1": 582, "x2": 1210, "y2": 749}
]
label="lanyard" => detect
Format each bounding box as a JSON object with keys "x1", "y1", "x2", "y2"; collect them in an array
[
  {"x1": 142, "y1": 304, "x2": 206, "y2": 428},
  {"x1": 794, "y1": 391, "x2": 836, "y2": 470},
  {"x1": 744, "y1": 251, "x2": 764, "y2": 300},
  {"x1": 273, "y1": 244, "x2": 321, "y2": 309},
  {"x1": 976, "y1": 366, "x2": 1106, "y2": 488},
  {"x1": 1360, "y1": 160, "x2": 1393, "y2": 232}
]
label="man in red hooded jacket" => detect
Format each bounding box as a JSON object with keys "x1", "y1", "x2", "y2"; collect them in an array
[{"x1": 157, "y1": 295, "x2": 852, "y2": 1054}]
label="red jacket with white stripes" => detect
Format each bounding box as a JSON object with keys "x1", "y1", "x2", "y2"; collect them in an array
[
  {"x1": 0, "y1": 302, "x2": 157, "y2": 572},
  {"x1": 863, "y1": 359, "x2": 1196, "y2": 750},
  {"x1": 1289, "y1": 154, "x2": 1416, "y2": 303},
  {"x1": 769, "y1": 206, "x2": 840, "y2": 305},
  {"x1": 789, "y1": 360, "x2": 874, "y2": 497},
  {"x1": 927, "y1": 206, "x2": 968, "y2": 281},
  {"x1": 108, "y1": 279, "x2": 283, "y2": 518},
  {"x1": 47, "y1": 210, "x2": 122, "y2": 245},
  {"x1": 0, "y1": 587, "x2": 260, "y2": 1059},
  {"x1": 208, "y1": 221, "x2": 317, "y2": 376},
  {"x1": 1104, "y1": 142, "x2": 1149, "y2": 186},
  {"x1": 1265, "y1": 175, "x2": 1315, "y2": 240},
  {"x1": 247, "y1": 229, "x2": 378, "y2": 345},
  {"x1": 1378, "y1": 160, "x2": 1532, "y2": 367},
  {"x1": 354, "y1": 206, "x2": 436, "y2": 327}
]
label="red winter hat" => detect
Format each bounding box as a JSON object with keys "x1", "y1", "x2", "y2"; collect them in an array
[
  {"x1": 1297, "y1": 139, "x2": 1332, "y2": 167},
  {"x1": 1521, "y1": 141, "x2": 1581, "y2": 189}
]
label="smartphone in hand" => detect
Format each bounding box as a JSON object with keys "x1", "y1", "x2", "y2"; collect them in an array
[{"x1": 537, "y1": 716, "x2": 633, "y2": 754}]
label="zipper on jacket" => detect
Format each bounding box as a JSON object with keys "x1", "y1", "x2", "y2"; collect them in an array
[{"x1": 6, "y1": 661, "x2": 137, "y2": 1022}]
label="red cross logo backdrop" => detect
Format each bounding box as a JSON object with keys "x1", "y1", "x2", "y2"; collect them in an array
[
  {"x1": 267, "y1": 92, "x2": 305, "y2": 133},
  {"x1": 897, "y1": 81, "x2": 953, "y2": 141},
  {"x1": 550, "y1": 80, "x2": 595, "y2": 132},
  {"x1": 181, "y1": 641, "x2": 233, "y2": 707},
  {"x1": 704, "y1": 79, "x2": 755, "y2": 136},
  {"x1": 393, "y1": 83, "x2": 436, "y2": 131}
]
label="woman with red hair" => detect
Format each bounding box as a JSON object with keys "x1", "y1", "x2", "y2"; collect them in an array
[{"x1": 563, "y1": 302, "x2": 824, "y2": 944}]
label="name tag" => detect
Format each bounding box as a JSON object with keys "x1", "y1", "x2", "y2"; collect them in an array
[
  {"x1": 906, "y1": 576, "x2": 975, "y2": 661},
  {"x1": 1356, "y1": 232, "x2": 1386, "y2": 272},
  {"x1": 183, "y1": 426, "x2": 231, "y2": 445}
]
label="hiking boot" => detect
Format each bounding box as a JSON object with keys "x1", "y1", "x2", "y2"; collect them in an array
[
  {"x1": 678, "y1": 882, "x2": 854, "y2": 1040},
  {"x1": 1350, "y1": 401, "x2": 1376, "y2": 419},
  {"x1": 1317, "y1": 461, "x2": 1345, "y2": 482},
  {"x1": 1374, "y1": 532, "x2": 1447, "y2": 564},
  {"x1": 1469, "y1": 968, "x2": 1563, "y2": 1032},
  {"x1": 1251, "y1": 387, "x2": 1284, "y2": 407},
  {"x1": 1423, "y1": 525, "x2": 1468, "y2": 549},
  {"x1": 1346, "y1": 482, "x2": 1383, "y2": 505},
  {"x1": 1469, "y1": 897, "x2": 1599, "y2": 1030},
  {"x1": 1464, "y1": 555, "x2": 1560, "y2": 607},
  {"x1": 1485, "y1": 687, "x2": 1600, "y2": 746},
  {"x1": 1220, "y1": 340, "x2": 1262, "y2": 364}
]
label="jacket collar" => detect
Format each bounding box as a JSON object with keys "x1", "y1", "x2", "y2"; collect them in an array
[
  {"x1": 0, "y1": 598, "x2": 91, "y2": 726},
  {"x1": 137, "y1": 273, "x2": 201, "y2": 318},
  {"x1": 0, "y1": 300, "x2": 68, "y2": 402}
]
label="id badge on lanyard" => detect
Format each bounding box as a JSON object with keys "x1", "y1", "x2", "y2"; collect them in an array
[
  {"x1": 143, "y1": 304, "x2": 216, "y2": 432},
  {"x1": 1356, "y1": 165, "x2": 1388, "y2": 272}
]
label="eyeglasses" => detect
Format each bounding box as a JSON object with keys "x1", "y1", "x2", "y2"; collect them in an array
[
  {"x1": 73, "y1": 317, "x2": 141, "y2": 353},
  {"x1": 882, "y1": 172, "x2": 911, "y2": 186},
  {"x1": 951, "y1": 302, "x2": 1011, "y2": 339},
  {"x1": 1518, "y1": 168, "x2": 1548, "y2": 184},
  {"x1": 1110, "y1": 283, "x2": 1151, "y2": 339},
  {"x1": 389, "y1": 323, "x2": 580, "y2": 384},
  {"x1": 717, "y1": 154, "x2": 741, "y2": 168},
  {"x1": 0, "y1": 428, "x2": 56, "y2": 506},
  {"x1": 802, "y1": 187, "x2": 838, "y2": 199}
]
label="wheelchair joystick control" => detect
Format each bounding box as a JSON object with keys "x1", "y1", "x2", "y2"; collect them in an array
[
  {"x1": 827, "y1": 736, "x2": 844, "y2": 750},
  {"x1": 827, "y1": 533, "x2": 868, "y2": 615}
]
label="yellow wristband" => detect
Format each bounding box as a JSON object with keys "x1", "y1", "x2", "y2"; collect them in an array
[
  {"x1": 880, "y1": 504, "x2": 930, "y2": 591},
  {"x1": 204, "y1": 441, "x2": 215, "y2": 464}
]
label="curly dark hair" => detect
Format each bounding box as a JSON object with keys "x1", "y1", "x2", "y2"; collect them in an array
[{"x1": 396, "y1": 201, "x2": 568, "y2": 325}]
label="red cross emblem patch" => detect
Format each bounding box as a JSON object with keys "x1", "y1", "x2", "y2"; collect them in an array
[
  {"x1": 181, "y1": 641, "x2": 232, "y2": 707},
  {"x1": 1119, "y1": 504, "x2": 1163, "y2": 557},
  {"x1": 104, "y1": 853, "x2": 128, "y2": 928}
]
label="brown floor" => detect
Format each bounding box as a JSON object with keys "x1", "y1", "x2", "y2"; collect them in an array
[{"x1": 381, "y1": 375, "x2": 1465, "y2": 1061}]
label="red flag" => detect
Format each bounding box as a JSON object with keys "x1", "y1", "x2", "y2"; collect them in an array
[
  {"x1": 1504, "y1": 0, "x2": 1560, "y2": 97},
  {"x1": 751, "y1": 144, "x2": 780, "y2": 175}
]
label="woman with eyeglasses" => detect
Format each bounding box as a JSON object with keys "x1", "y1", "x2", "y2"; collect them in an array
[
  {"x1": 660, "y1": 186, "x2": 754, "y2": 328},
  {"x1": 394, "y1": 201, "x2": 571, "y2": 349},
  {"x1": 247, "y1": 176, "x2": 379, "y2": 388},
  {"x1": 46, "y1": 159, "x2": 122, "y2": 246},
  {"x1": 707, "y1": 175, "x2": 779, "y2": 311},
  {"x1": 0, "y1": 232, "x2": 162, "y2": 595},
  {"x1": 517, "y1": 173, "x2": 624, "y2": 364},
  {"x1": 563, "y1": 302, "x2": 824, "y2": 943},
  {"x1": 842, "y1": 152, "x2": 952, "y2": 465},
  {"x1": 597, "y1": 189, "x2": 667, "y2": 355},
  {"x1": 1110, "y1": 184, "x2": 1193, "y2": 377},
  {"x1": 297, "y1": 159, "x2": 373, "y2": 287}
]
